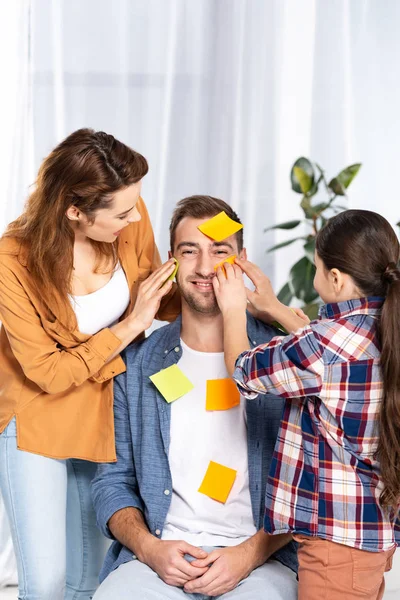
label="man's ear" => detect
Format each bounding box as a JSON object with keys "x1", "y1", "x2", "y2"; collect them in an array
[
  {"x1": 66, "y1": 206, "x2": 81, "y2": 222},
  {"x1": 168, "y1": 250, "x2": 173, "y2": 260},
  {"x1": 239, "y1": 247, "x2": 247, "y2": 260}
]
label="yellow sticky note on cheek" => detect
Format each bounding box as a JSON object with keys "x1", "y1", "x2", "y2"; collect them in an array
[
  {"x1": 198, "y1": 212, "x2": 243, "y2": 242},
  {"x1": 213, "y1": 254, "x2": 237, "y2": 275},
  {"x1": 206, "y1": 378, "x2": 240, "y2": 411},
  {"x1": 198, "y1": 461, "x2": 237, "y2": 503},
  {"x1": 163, "y1": 258, "x2": 179, "y2": 285},
  {"x1": 149, "y1": 364, "x2": 194, "y2": 403}
]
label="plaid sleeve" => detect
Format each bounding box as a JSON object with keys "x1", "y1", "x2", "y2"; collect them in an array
[{"x1": 233, "y1": 325, "x2": 324, "y2": 399}]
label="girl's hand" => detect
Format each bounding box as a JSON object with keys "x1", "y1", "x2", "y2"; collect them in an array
[
  {"x1": 129, "y1": 259, "x2": 176, "y2": 331},
  {"x1": 212, "y1": 262, "x2": 247, "y2": 316},
  {"x1": 234, "y1": 258, "x2": 280, "y2": 316}
]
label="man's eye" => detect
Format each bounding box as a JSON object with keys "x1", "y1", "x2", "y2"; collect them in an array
[
  {"x1": 182, "y1": 250, "x2": 194, "y2": 255},
  {"x1": 216, "y1": 250, "x2": 228, "y2": 255}
]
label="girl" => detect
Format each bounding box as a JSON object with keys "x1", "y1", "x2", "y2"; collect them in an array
[
  {"x1": 0, "y1": 128, "x2": 179, "y2": 599},
  {"x1": 213, "y1": 209, "x2": 400, "y2": 600}
]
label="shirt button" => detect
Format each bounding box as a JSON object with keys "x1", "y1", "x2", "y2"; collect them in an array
[
  {"x1": 174, "y1": 346, "x2": 180, "y2": 353},
  {"x1": 253, "y1": 340, "x2": 257, "y2": 345},
  {"x1": 164, "y1": 489, "x2": 170, "y2": 495},
  {"x1": 155, "y1": 529, "x2": 161, "y2": 535},
  {"x1": 164, "y1": 350, "x2": 168, "y2": 354}
]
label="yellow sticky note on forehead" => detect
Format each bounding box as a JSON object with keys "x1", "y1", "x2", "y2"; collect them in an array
[
  {"x1": 198, "y1": 212, "x2": 243, "y2": 242},
  {"x1": 198, "y1": 461, "x2": 237, "y2": 503},
  {"x1": 206, "y1": 378, "x2": 240, "y2": 411},
  {"x1": 149, "y1": 364, "x2": 194, "y2": 403}
]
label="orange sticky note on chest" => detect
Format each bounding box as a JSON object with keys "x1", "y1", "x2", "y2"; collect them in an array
[
  {"x1": 198, "y1": 461, "x2": 237, "y2": 503},
  {"x1": 206, "y1": 378, "x2": 240, "y2": 411},
  {"x1": 198, "y1": 212, "x2": 243, "y2": 242}
]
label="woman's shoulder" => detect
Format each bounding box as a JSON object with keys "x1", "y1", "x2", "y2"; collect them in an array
[{"x1": 0, "y1": 236, "x2": 29, "y2": 274}]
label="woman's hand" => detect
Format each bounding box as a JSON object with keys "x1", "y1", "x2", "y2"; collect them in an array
[
  {"x1": 129, "y1": 259, "x2": 176, "y2": 331},
  {"x1": 212, "y1": 262, "x2": 248, "y2": 317}
]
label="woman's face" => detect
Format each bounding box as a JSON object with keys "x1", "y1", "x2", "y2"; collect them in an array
[{"x1": 72, "y1": 181, "x2": 142, "y2": 243}]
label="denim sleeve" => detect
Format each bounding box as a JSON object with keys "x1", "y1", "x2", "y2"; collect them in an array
[{"x1": 91, "y1": 371, "x2": 144, "y2": 539}]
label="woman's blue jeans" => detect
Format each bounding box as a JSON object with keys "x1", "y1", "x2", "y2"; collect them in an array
[{"x1": 0, "y1": 418, "x2": 109, "y2": 600}]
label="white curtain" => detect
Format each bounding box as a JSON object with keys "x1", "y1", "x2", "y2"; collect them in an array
[{"x1": 28, "y1": 0, "x2": 400, "y2": 294}]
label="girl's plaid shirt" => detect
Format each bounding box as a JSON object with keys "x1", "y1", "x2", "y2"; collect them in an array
[{"x1": 234, "y1": 297, "x2": 400, "y2": 551}]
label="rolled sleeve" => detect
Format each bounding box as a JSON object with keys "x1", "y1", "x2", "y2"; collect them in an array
[{"x1": 233, "y1": 327, "x2": 324, "y2": 399}]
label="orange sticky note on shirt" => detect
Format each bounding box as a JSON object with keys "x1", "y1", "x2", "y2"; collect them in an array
[
  {"x1": 206, "y1": 378, "x2": 240, "y2": 411},
  {"x1": 213, "y1": 254, "x2": 237, "y2": 275},
  {"x1": 149, "y1": 364, "x2": 194, "y2": 403},
  {"x1": 198, "y1": 212, "x2": 243, "y2": 242},
  {"x1": 198, "y1": 461, "x2": 237, "y2": 503}
]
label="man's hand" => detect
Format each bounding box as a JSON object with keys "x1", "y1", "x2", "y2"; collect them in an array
[
  {"x1": 183, "y1": 545, "x2": 253, "y2": 596},
  {"x1": 142, "y1": 538, "x2": 209, "y2": 588}
]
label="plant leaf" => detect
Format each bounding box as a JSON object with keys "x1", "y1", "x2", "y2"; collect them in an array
[
  {"x1": 328, "y1": 163, "x2": 361, "y2": 196},
  {"x1": 293, "y1": 167, "x2": 313, "y2": 195},
  {"x1": 328, "y1": 177, "x2": 346, "y2": 196},
  {"x1": 300, "y1": 196, "x2": 314, "y2": 219},
  {"x1": 302, "y1": 301, "x2": 321, "y2": 320},
  {"x1": 267, "y1": 237, "x2": 304, "y2": 252},
  {"x1": 290, "y1": 157, "x2": 315, "y2": 194},
  {"x1": 264, "y1": 220, "x2": 301, "y2": 232},
  {"x1": 303, "y1": 237, "x2": 316, "y2": 263},
  {"x1": 288, "y1": 256, "x2": 319, "y2": 304},
  {"x1": 337, "y1": 163, "x2": 362, "y2": 189},
  {"x1": 277, "y1": 282, "x2": 293, "y2": 305}
]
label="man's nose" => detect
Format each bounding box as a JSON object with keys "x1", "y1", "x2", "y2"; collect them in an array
[{"x1": 195, "y1": 254, "x2": 215, "y2": 278}]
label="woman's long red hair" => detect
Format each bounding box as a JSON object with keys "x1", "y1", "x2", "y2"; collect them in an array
[{"x1": 3, "y1": 128, "x2": 148, "y2": 320}]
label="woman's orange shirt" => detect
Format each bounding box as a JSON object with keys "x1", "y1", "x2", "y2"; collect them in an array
[{"x1": 0, "y1": 198, "x2": 180, "y2": 462}]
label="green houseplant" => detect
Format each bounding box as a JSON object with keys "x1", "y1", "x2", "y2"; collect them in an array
[{"x1": 266, "y1": 157, "x2": 361, "y2": 319}]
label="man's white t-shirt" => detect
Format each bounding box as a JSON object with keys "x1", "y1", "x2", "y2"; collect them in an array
[{"x1": 161, "y1": 340, "x2": 257, "y2": 547}]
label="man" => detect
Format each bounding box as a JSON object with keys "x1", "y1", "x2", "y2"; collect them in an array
[{"x1": 92, "y1": 196, "x2": 298, "y2": 599}]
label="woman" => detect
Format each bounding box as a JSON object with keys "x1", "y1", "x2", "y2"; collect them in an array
[{"x1": 0, "y1": 128, "x2": 179, "y2": 599}]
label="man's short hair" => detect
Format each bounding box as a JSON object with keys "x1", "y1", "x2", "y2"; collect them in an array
[{"x1": 169, "y1": 195, "x2": 243, "y2": 252}]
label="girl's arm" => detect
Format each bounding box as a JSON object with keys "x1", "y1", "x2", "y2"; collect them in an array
[{"x1": 213, "y1": 262, "x2": 324, "y2": 397}]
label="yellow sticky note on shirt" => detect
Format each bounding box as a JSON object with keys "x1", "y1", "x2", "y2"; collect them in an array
[
  {"x1": 206, "y1": 378, "x2": 240, "y2": 411},
  {"x1": 163, "y1": 258, "x2": 179, "y2": 285},
  {"x1": 213, "y1": 254, "x2": 237, "y2": 275},
  {"x1": 149, "y1": 364, "x2": 194, "y2": 403},
  {"x1": 198, "y1": 212, "x2": 243, "y2": 242},
  {"x1": 198, "y1": 461, "x2": 237, "y2": 503}
]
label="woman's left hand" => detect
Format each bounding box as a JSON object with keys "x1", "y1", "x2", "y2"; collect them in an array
[{"x1": 212, "y1": 262, "x2": 248, "y2": 316}]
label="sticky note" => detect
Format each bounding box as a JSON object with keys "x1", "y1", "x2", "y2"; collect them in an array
[
  {"x1": 206, "y1": 378, "x2": 240, "y2": 411},
  {"x1": 163, "y1": 258, "x2": 179, "y2": 285},
  {"x1": 214, "y1": 254, "x2": 237, "y2": 275},
  {"x1": 198, "y1": 212, "x2": 243, "y2": 242},
  {"x1": 149, "y1": 364, "x2": 194, "y2": 403},
  {"x1": 198, "y1": 461, "x2": 237, "y2": 503}
]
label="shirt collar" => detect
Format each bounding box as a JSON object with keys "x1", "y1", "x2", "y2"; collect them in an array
[
  {"x1": 319, "y1": 297, "x2": 385, "y2": 320},
  {"x1": 162, "y1": 312, "x2": 264, "y2": 355}
]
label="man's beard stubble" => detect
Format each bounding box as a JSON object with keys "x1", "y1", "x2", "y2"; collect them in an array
[{"x1": 177, "y1": 277, "x2": 221, "y2": 316}]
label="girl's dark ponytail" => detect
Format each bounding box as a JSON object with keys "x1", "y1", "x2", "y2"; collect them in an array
[
  {"x1": 316, "y1": 210, "x2": 400, "y2": 510},
  {"x1": 377, "y1": 266, "x2": 400, "y2": 508}
]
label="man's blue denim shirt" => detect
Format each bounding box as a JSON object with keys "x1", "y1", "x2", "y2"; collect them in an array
[{"x1": 92, "y1": 314, "x2": 298, "y2": 583}]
